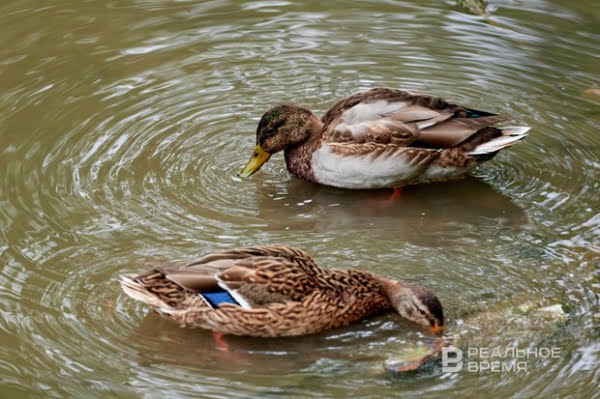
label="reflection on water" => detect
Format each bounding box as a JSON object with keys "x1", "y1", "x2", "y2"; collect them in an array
[
  {"x1": 0, "y1": 0, "x2": 599, "y2": 398},
  {"x1": 251, "y1": 177, "x2": 527, "y2": 243}
]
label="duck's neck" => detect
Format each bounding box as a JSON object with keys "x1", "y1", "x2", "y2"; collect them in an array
[
  {"x1": 284, "y1": 114, "x2": 323, "y2": 183},
  {"x1": 373, "y1": 276, "x2": 399, "y2": 300}
]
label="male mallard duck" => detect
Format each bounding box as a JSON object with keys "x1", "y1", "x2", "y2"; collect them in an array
[
  {"x1": 239, "y1": 87, "x2": 529, "y2": 189},
  {"x1": 120, "y1": 245, "x2": 444, "y2": 337}
]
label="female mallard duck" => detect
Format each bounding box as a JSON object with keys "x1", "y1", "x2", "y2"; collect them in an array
[
  {"x1": 120, "y1": 245, "x2": 444, "y2": 337},
  {"x1": 239, "y1": 87, "x2": 529, "y2": 189}
]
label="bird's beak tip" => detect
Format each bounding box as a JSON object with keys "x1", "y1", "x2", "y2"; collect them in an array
[
  {"x1": 238, "y1": 145, "x2": 270, "y2": 178},
  {"x1": 429, "y1": 324, "x2": 445, "y2": 336}
]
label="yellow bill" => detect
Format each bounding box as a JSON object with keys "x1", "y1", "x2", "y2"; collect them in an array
[{"x1": 238, "y1": 145, "x2": 271, "y2": 178}]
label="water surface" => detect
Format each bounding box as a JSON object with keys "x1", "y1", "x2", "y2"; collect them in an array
[{"x1": 1, "y1": 1, "x2": 599, "y2": 398}]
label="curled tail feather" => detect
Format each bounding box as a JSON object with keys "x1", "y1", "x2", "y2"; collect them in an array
[
  {"x1": 467, "y1": 126, "x2": 530, "y2": 155},
  {"x1": 120, "y1": 275, "x2": 173, "y2": 309}
]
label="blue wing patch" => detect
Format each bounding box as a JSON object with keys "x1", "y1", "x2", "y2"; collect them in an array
[
  {"x1": 202, "y1": 290, "x2": 239, "y2": 308},
  {"x1": 465, "y1": 108, "x2": 496, "y2": 118}
]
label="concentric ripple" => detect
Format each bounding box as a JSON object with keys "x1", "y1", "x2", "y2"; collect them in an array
[{"x1": 1, "y1": 0, "x2": 599, "y2": 398}]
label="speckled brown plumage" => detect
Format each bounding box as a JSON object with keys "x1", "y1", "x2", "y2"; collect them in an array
[
  {"x1": 120, "y1": 245, "x2": 444, "y2": 337},
  {"x1": 240, "y1": 87, "x2": 529, "y2": 188},
  {"x1": 284, "y1": 136, "x2": 319, "y2": 183}
]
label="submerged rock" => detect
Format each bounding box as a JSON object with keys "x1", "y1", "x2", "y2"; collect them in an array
[
  {"x1": 534, "y1": 304, "x2": 566, "y2": 319},
  {"x1": 584, "y1": 88, "x2": 600, "y2": 96},
  {"x1": 457, "y1": 0, "x2": 488, "y2": 15},
  {"x1": 384, "y1": 338, "x2": 451, "y2": 373}
]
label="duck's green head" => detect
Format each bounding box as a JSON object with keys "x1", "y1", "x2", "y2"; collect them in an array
[{"x1": 238, "y1": 105, "x2": 315, "y2": 178}]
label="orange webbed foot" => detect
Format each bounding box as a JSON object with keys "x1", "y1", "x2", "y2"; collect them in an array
[
  {"x1": 389, "y1": 187, "x2": 404, "y2": 201},
  {"x1": 213, "y1": 331, "x2": 229, "y2": 351}
]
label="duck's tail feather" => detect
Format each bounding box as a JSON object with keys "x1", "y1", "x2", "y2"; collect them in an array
[
  {"x1": 120, "y1": 274, "x2": 172, "y2": 309},
  {"x1": 467, "y1": 126, "x2": 530, "y2": 155}
]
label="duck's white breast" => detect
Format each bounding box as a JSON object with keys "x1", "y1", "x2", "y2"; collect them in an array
[{"x1": 311, "y1": 144, "x2": 437, "y2": 189}]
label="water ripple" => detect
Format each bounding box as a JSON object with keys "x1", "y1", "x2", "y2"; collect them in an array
[{"x1": 0, "y1": 0, "x2": 599, "y2": 397}]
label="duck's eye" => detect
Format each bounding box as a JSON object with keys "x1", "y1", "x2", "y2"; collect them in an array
[{"x1": 253, "y1": 152, "x2": 259, "y2": 157}]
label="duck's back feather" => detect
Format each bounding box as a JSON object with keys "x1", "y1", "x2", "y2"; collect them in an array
[
  {"x1": 121, "y1": 246, "x2": 323, "y2": 312},
  {"x1": 321, "y1": 88, "x2": 512, "y2": 150}
]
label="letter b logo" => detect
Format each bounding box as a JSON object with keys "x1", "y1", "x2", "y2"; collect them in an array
[{"x1": 442, "y1": 347, "x2": 463, "y2": 373}]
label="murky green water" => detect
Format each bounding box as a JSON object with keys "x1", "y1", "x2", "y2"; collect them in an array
[{"x1": 1, "y1": 1, "x2": 599, "y2": 398}]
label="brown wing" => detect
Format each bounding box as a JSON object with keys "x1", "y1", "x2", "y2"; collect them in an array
[
  {"x1": 183, "y1": 244, "x2": 318, "y2": 271},
  {"x1": 322, "y1": 87, "x2": 511, "y2": 148},
  {"x1": 215, "y1": 256, "x2": 320, "y2": 305},
  {"x1": 416, "y1": 115, "x2": 510, "y2": 147},
  {"x1": 162, "y1": 269, "x2": 392, "y2": 337},
  {"x1": 160, "y1": 245, "x2": 325, "y2": 307}
]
